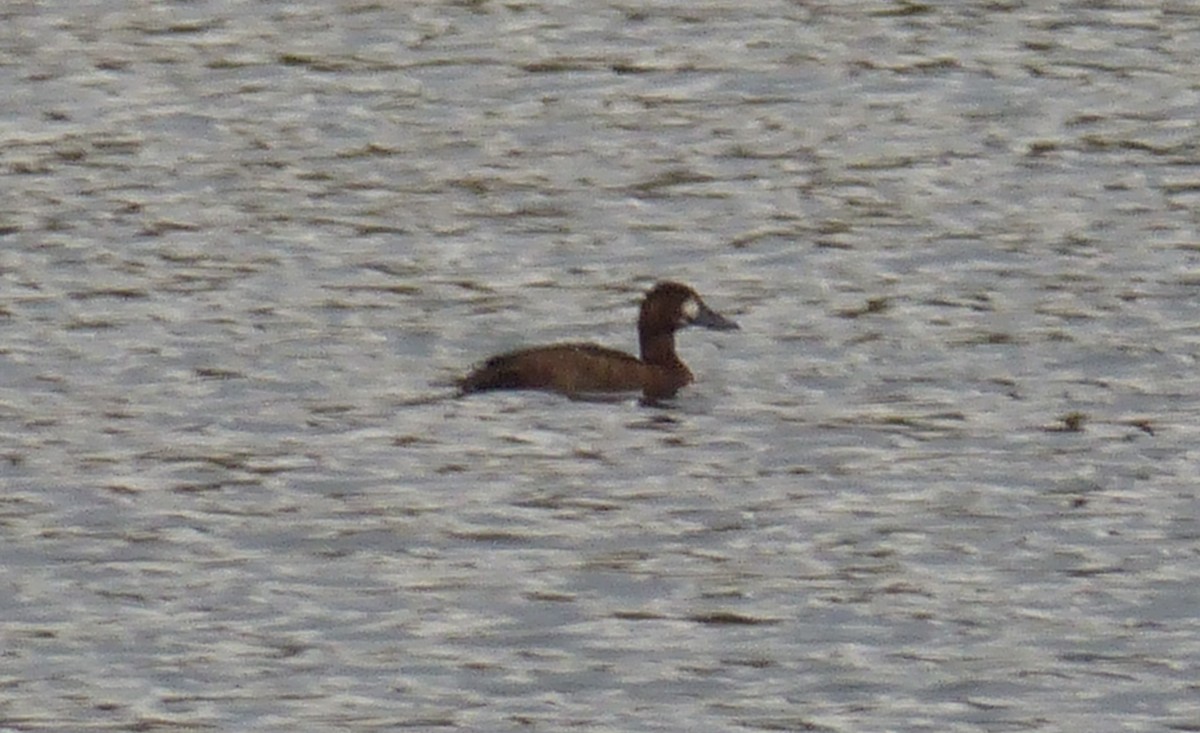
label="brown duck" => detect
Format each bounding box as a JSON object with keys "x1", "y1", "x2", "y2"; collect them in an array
[{"x1": 459, "y1": 281, "x2": 738, "y2": 400}]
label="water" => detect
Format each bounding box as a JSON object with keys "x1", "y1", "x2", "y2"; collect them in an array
[{"x1": 3, "y1": 1, "x2": 1200, "y2": 731}]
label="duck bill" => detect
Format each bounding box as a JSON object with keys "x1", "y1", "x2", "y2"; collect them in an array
[{"x1": 692, "y1": 302, "x2": 739, "y2": 331}]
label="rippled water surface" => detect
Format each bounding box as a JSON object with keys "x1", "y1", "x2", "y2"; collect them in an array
[{"x1": 3, "y1": 1, "x2": 1200, "y2": 731}]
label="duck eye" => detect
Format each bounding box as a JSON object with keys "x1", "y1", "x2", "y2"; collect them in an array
[{"x1": 680, "y1": 297, "x2": 701, "y2": 323}]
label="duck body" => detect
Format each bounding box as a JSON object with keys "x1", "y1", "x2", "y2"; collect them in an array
[{"x1": 459, "y1": 281, "x2": 738, "y2": 400}]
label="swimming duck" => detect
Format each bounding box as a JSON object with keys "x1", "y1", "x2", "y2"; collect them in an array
[{"x1": 459, "y1": 281, "x2": 739, "y2": 400}]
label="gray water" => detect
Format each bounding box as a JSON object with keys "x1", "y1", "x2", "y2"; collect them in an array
[{"x1": 3, "y1": 1, "x2": 1200, "y2": 731}]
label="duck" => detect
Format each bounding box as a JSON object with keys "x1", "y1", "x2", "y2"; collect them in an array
[{"x1": 459, "y1": 281, "x2": 739, "y2": 400}]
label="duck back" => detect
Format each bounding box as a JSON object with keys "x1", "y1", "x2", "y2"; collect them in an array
[{"x1": 459, "y1": 343, "x2": 650, "y2": 395}]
